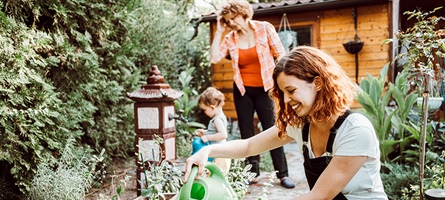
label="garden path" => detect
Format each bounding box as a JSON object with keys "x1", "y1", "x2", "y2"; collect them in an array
[{"x1": 242, "y1": 141, "x2": 309, "y2": 199}]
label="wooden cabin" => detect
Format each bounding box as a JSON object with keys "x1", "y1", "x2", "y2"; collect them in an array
[{"x1": 198, "y1": 0, "x2": 445, "y2": 121}]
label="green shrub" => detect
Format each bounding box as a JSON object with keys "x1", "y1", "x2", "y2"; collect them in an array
[
  {"x1": 29, "y1": 138, "x2": 105, "y2": 200},
  {"x1": 381, "y1": 162, "x2": 420, "y2": 199},
  {"x1": 0, "y1": 0, "x2": 209, "y2": 195},
  {"x1": 381, "y1": 152, "x2": 445, "y2": 200},
  {"x1": 226, "y1": 159, "x2": 256, "y2": 199},
  {"x1": 0, "y1": 9, "x2": 75, "y2": 193}
]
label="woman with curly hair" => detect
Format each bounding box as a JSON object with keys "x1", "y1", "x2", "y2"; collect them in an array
[
  {"x1": 185, "y1": 46, "x2": 388, "y2": 199},
  {"x1": 209, "y1": 0, "x2": 295, "y2": 188}
]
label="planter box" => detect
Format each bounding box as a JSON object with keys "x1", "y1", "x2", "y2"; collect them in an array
[
  {"x1": 134, "y1": 193, "x2": 177, "y2": 200},
  {"x1": 416, "y1": 97, "x2": 444, "y2": 112}
]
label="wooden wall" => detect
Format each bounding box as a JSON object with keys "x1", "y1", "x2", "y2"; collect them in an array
[
  {"x1": 210, "y1": 3, "x2": 390, "y2": 120},
  {"x1": 319, "y1": 5, "x2": 390, "y2": 82}
]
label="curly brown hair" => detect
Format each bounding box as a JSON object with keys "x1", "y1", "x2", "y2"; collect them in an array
[
  {"x1": 219, "y1": 0, "x2": 253, "y2": 20},
  {"x1": 270, "y1": 46, "x2": 358, "y2": 139},
  {"x1": 198, "y1": 87, "x2": 225, "y2": 107}
]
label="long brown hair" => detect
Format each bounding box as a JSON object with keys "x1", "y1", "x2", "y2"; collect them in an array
[{"x1": 270, "y1": 46, "x2": 358, "y2": 139}]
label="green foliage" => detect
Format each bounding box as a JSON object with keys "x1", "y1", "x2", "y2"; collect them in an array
[
  {"x1": 121, "y1": 0, "x2": 207, "y2": 89},
  {"x1": 356, "y1": 64, "x2": 425, "y2": 164},
  {"x1": 0, "y1": 10, "x2": 76, "y2": 193},
  {"x1": 383, "y1": 7, "x2": 445, "y2": 97},
  {"x1": 226, "y1": 159, "x2": 256, "y2": 199},
  {"x1": 257, "y1": 171, "x2": 277, "y2": 200},
  {"x1": 140, "y1": 159, "x2": 184, "y2": 199},
  {"x1": 388, "y1": 69, "x2": 419, "y2": 164},
  {"x1": 174, "y1": 67, "x2": 207, "y2": 158},
  {"x1": 356, "y1": 63, "x2": 397, "y2": 162},
  {"x1": 29, "y1": 138, "x2": 105, "y2": 200},
  {"x1": 137, "y1": 135, "x2": 183, "y2": 199},
  {"x1": 381, "y1": 162, "x2": 420, "y2": 199},
  {"x1": 0, "y1": 0, "x2": 210, "y2": 196},
  {"x1": 389, "y1": 7, "x2": 445, "y2": 195},
  {"x1": 382, "y1": 151, "x2": 445, "y2": 199},
  {"x1": 426, "y1": 151, "x2": 445, "y2": 190},
  {"x1": 111, "y1": 175, "x2": 131, "y2": 200},
  {"x1": 175, "y1": 67, "x2": 200, "y2": 118}
]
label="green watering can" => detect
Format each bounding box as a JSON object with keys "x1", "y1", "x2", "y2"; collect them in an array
[{"x1": 178, "y1": 162, "x2": 237, "y2": 200}]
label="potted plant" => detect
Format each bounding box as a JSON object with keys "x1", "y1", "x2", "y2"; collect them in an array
[
  {"x1": 136, "y1": 135, "x2": 184, "y2": 200},
  {"x1": 385, "y1": 7, "x2": 445, "y2": 199},
  {"x1": 414, "y1": 66, "x2": 444, "y2": 112},
  {"x1": 139, "y1": 158, "x2": 183, "y2": 200},
  {"x1": 137, "y1": 156, "x2": 183, "y2": 200}
]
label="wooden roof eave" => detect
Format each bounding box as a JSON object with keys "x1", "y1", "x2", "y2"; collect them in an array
[{"x1": 199, "y1": 0, "x2": 389, "y2": 22}]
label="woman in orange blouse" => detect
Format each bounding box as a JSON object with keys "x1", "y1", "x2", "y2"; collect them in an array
[{"x1": 210, "y1": 0, "x2": 295, "y2": 188}]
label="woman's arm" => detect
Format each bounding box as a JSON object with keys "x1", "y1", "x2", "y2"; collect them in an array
[
  {"x1": 210, "y1": 16, "x2": 227, "y2": 64},
  {"x1": 295, "y1": 156, "x2": 367, "y2": 200},
  {"x1": 265, "y1": 22, "x2": 286, "y2": 60},
  {"x1": 184, "y1": 126, "x2": 294, "y2": 181}
]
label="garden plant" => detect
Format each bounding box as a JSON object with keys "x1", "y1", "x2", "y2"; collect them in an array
[
  {"x1": 358, "y1": 7, "x2": 445, "y2": 199},
  {"x1": 0, "y1": 0, "x2": 210, "y2": 198},
  {"x1": 390, "y1": 7, "x2": 445, "y2": 199}
]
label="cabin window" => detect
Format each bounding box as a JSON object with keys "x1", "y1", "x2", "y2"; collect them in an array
[
  {"x1": 282, "y1": 26, "x2": 312, "y2": 52},
  {"x1": 293, "y1": 26, "x2": 312, "y2": 46}
]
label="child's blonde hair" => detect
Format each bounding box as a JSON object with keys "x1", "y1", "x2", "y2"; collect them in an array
[{"x1": 198, "y1": 87, "x2": 225, "y2": 107}]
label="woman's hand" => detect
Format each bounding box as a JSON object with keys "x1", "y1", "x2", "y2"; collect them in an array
[
  {"x1": 184, "y1": 147, "x2": 211, "y2": 182},
  {"x1": 216, "y1": 15, "x2": 227, "y2": 33}
]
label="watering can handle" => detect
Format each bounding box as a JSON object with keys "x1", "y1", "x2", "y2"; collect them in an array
[
  {"x1": 181, "y1": 162, "x2": 230, "y2": 199},
  {"x1": 204, "y1": 162, "x2": 225, "y2": 179},
  {"x1": 180, "y1": 164, "x2": 199, "y2": 199}
]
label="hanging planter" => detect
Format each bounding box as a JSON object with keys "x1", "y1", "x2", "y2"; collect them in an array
[
  {"x1": 342, "y1": 7, "x2": 364, "y2": 55},
  {"x1": 343, "y1": 39, "x2": 364, "y2": 54},
  {"x1": 278, "y1": 13, "x2": 297, "y2": 53},
  {"x1": 341, "y1": 7, "x2": 364, "y2": 83}
]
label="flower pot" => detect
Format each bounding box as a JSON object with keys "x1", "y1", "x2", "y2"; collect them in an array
[
  {"x1": 416, "y1": 97, "x2": 444, "y2": 112},
  {"x1": 425, "y1": 188, "x2": 445, "y2": 200},
  {"x1": 342, "y1": 40, "x2": 364, "y2": 54}
]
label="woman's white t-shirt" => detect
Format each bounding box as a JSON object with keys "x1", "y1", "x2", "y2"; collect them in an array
[{"x1": 286, "y1": 113, "x2": 388, "y2": 199}]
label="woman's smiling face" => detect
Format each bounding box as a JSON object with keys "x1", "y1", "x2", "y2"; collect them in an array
[{"x1": 276, "y1": 72, "x2": 318, "y2": 117}]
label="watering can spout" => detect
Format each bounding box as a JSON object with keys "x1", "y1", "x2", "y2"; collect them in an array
[{"x1": 178, "y1": 162, "x2": 237, "y2": 200}]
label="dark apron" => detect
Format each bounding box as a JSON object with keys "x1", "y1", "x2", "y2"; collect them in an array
[{"x1": 302, "y1": 110, "x2": 352, "y2": 200}]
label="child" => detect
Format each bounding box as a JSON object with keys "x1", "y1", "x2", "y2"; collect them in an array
[{"x1": 193, "y1": 87, "x2": 231, "y2": 174}]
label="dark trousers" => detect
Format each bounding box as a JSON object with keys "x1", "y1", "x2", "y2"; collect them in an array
[{"x1": 233, "y1": 83, "x2": 289, "y2": 179}]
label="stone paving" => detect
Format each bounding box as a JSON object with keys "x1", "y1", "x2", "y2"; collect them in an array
[{"x1": 242, "y1": 141, "x2": 310, "y2": 200}]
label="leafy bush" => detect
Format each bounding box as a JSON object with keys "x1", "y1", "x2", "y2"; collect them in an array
[
  {"x1": 226, "y1": 159, "x2": 256, "y2": 198},
  {"x1": 381, "y1": 162, "x2": 420, "y2": 199},
  {"x1": 29, "y1": 138, "x2": 105, "y2": 200},
  {"x1": 0, "y1": 8, "x2": 75, "y2": 193},
  {"x1": 0, "y1": 0, "x2": 209, "y2": 195},
  {"x1": 140, "y1": 159, "x2": 184, "y2": 199},
  {"x1": 174, "y1": 67, "x2": 207, "y2": 158}
]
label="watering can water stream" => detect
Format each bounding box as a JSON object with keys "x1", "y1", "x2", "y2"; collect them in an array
[{"x1": 178, "y1": 162, "x2": 237, "y2": 200}]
